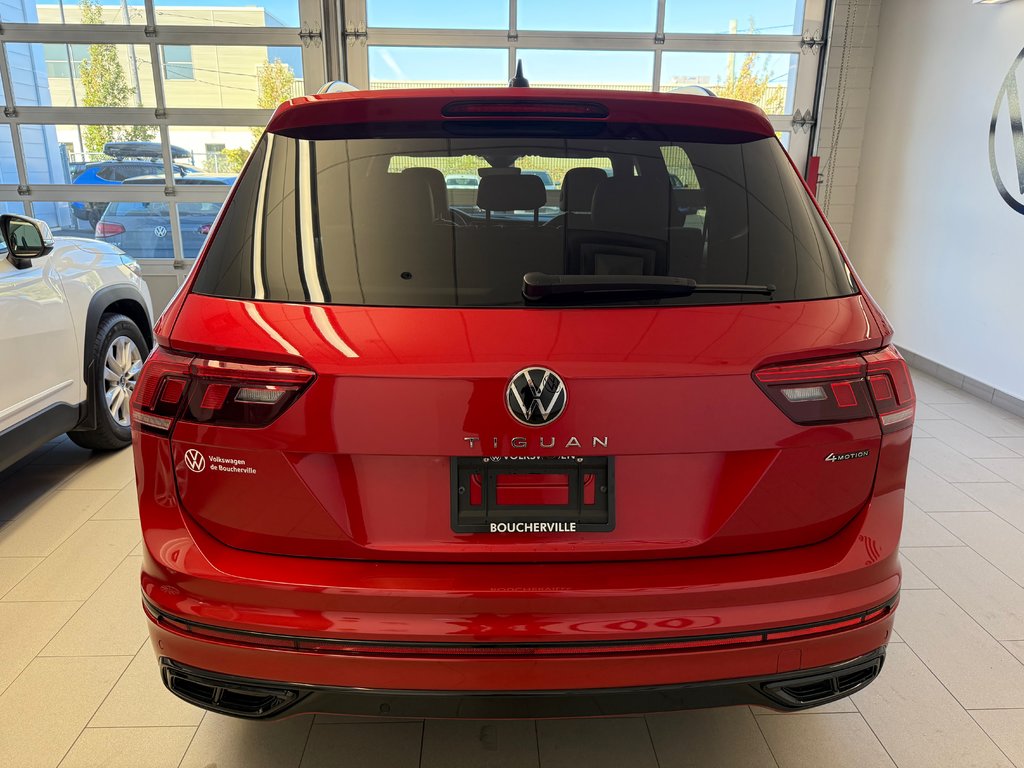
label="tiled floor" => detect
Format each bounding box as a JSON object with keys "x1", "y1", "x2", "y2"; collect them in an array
[{"x1": 2, "y1": 368, "x2": 1024, "y2": 767}]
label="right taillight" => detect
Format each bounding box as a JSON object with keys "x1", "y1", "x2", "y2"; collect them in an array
[
  {"x1": 129, "y1": 346, "x2": 314, "y2": 432},
  {"x1": 754, "y1": 345, "x2": 915, "y2": 433},
  {"x1": 862, "y1": 346, "x2": 916, "y2": 432}
]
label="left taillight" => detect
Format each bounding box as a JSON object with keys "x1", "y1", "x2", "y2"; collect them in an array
[
  {"x1": 130, "y1": 347, "x2": 314, "y2": 432},
  {"x1": 95, "y1": 221, "x2": 125, "y2": 238},
  {"x1": 754, "y1": 345, "x2": 915, "y2": 433},
  {"x1": 130, "y1": 347, "x2": 193, "y2": 432}
]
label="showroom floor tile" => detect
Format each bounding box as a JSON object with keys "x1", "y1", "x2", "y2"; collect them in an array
[{"x1": 1, "y1": 368, "x2": 1024, "y2": 767}]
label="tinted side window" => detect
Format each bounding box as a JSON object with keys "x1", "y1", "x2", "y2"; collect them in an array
[{"x1": 195, "y1": 139, "x2": 267, "y2": 299}]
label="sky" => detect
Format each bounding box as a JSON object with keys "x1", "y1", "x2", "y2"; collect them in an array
[
  {"x1": 366, "y1": 0, "x2": 802, "y2": 87},
  {"x1": 367, "y1": 0, "x2": 805, "y2": 35},
  {"x1": 30, "y1": 0, "x2": 803, "y2": 38},
  {"x1": 369, "y1": 47, "x2": 795, "y2": 90},
  {"x1": 28, "y1": 0, "x2": 800, "y2": 89}
]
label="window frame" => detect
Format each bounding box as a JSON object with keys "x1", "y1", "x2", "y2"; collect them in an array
[
  {"x1": 341, "y1": 0, "x2": 830, "y2": 172},
  {"x1": 0, "y1": 0, "x2": 327, "y2": 268}
]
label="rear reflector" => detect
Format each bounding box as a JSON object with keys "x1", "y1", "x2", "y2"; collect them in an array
[
  {"x1": 754, "y1": 345, "x2": 916, "y2": 433},
  {"x1": 130, "y1": 346, "x2": 314, "y2": 432},
  {"x1": 442, "y1": 99, "x2": 609, "y2": 118}
]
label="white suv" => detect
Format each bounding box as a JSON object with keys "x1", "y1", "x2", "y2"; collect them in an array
[{"x1": 0, "y1": 213, "x2": 154, "y2": 471}]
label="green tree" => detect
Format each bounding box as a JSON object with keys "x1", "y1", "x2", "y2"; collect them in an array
[
  {"x1": 208, "y1": 58, "x2": 296, "y2": 171},
  {"x1": 78, "y1": 0, "x2": 154, "y2": 155},
  {"x1": 206, "y1": 147, "x2": 251, "y2": 174},
  {"x1": 251, "y1": 58, "x2": 296, "y2": 142},
  {"x1": 712, "y1": 18, "x2": 787, "y2": 115}
]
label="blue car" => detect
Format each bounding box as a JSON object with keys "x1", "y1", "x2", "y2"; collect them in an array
[
  {"x1": 94, "y1": 174, "x2": 235, "y2": 259},
  {"x1": 72, "y1": 142, "x2": 200, "y2": 225}
]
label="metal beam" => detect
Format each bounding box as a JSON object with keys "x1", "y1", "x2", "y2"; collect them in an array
[
  {"x1": 361, "y1": 27, "x2": 804, "y2": 53},
  {"x1": 7, "y1": 107, "x2": 275, "y2": 125},
  {"x1": 0, "y1": 23, "x2": 301, "y2": 46},
  {"x1": 0, "y1": 43, "x2": 30, "y2": 194},
  {"x1": 2, "y1": 184, "x2": 229, "y2": 203}
]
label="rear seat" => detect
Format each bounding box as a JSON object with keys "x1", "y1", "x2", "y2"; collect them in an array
[
  {"x1": 567, "y1": 176, "x2": 671, "y2": 276},
  {"x1": 560, "y1": 167, "x2": 607, "y2": 214},
  {"x1": 349, "y1": 172, "x2": 455, "y2": 304},
  {"x1": 545, "y1": 166, "x2": 607, "y2": 231},
  {"x1": 454, "y1": 173, "x2": 562, "y2": 304},
  {"x1": 401, "y1": 167, "x2": 449, "y2": 220},
  {"x1": 476, "y1": 173, "x2": 547, "y2": 223}
]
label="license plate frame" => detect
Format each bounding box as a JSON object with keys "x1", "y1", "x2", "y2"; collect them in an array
[{"x1": 451, "y1": 456, "x2": 615, "y2": 533}]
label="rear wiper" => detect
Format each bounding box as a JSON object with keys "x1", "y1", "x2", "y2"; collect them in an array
[{"x1": 522, "y1": 272, "x2": 776, "y2": 302}]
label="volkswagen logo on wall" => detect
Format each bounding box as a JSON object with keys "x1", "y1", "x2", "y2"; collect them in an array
[
  {"x1": 506, "y1": 367, "x2": 567, "y2": 426},
  {"x1": 990, "y1": 48, "x2": 1024, "y2": 215},
  {"x1": 153, "y1": 225, "x2": 168, "y2": 238}
]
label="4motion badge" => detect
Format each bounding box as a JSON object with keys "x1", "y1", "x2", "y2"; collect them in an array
[{"x1": 825, "y1": 450, "x2": 871, "y2": 463}]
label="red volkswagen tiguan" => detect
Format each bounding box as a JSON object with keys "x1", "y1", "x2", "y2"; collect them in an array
[{"x1": 131, "y1": 84, "x2": 913, "y2": 720}]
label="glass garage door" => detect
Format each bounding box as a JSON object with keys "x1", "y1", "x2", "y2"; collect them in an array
[
  {"x1": 0, "y1": 0, "x2": 326, "y2": 274},
  {"x1": 1, "y1": 1, "x2": 828, "y2": 278},
  {"x1": 340, "y1": 0, "x2": 830, "y2": 168}
]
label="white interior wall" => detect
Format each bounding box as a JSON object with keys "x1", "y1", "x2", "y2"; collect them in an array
[
  {"x1": 848, "y1": 0, "x2": 1024, "y2": 401},
  {"x1": 816, "y1": 0, "x2": 881, "y2": 247}
]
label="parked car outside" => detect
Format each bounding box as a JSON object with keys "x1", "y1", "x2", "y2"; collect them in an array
[
  {"x1": 444, "y1": 173, "x2": 480, "y2": 188},
  {"x1": 94, "y1": 175, "x2": 234, "y2": 259},
  {"x1": 522, "y1": 169, "x2": 557, "y2": 190},
  {"x1": 131, "y1": 86, "x2": 913, "y2": 721},
  {"x1": 72, "y1": 142, "x2": 200, "y2": 226}
]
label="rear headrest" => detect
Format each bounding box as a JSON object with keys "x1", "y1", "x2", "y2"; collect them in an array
[
  {"x1": 359, "y1": 173, "x2": 435, "y2": 222},
  {"x1": 477, "y1": 173, "x2": 547, "y2": 212},
  {"x1": 401, "y1": 167, "x2": 447, "y2": 218},
  {"x1": 591, "y1": 177, "x2": 671, "y2": 233},
  {"x1": 559, "y1": 167, "x2": 607, "y2": 212}
]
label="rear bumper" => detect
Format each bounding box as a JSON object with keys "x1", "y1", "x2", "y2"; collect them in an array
[
  {"x1": 159, "y1": 647, "x2": 887, "y2": 719},
  {"x1": 138, "y1": 434, "x2": 904, "y2": 708}
]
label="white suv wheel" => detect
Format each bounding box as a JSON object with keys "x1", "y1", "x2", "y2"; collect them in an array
[{"x1": 103, "y1": 335, "x2": 143, "y2": 427}]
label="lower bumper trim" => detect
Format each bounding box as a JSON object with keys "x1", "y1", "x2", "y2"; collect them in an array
[
  {"x1": 160, "y1": 647, "x2": 886, "y2": 720},
  {"x1": 144, "y1": 594, "x2": 897, "y2": 658}
]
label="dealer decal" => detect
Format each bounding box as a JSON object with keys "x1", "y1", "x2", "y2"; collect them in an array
[{"x1": 183, "y1": 450, "x2": 256, "y2": 475}]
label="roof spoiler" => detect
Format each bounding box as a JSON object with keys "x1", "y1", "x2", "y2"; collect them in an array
[
  {"x1": 317, "y1": 81, "x2": 360, "y2": 94},
  {"x1": 667, "y1": 85, "x2": 718, "y2": 97}
]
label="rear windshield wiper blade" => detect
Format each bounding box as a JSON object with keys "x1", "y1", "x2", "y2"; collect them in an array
[{"x1": 522, "y1": 273, "x2": 776, "y2": 302}]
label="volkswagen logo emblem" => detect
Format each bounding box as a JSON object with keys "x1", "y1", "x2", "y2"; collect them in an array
[
  {"x1": 184, "y1": 449, "x2": 206, "y2": 473},
  {"x1": 506, "y1": 367, "x2": 567, "y2": 426},
  {"x1": 990, "y1": 47, "x2": 1024, "y2": 215},
  {"x1": 153, "y1": 225, "x2": 168, "y2": 238}
]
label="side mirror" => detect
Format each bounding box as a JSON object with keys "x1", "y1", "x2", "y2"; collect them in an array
[{"x1": 1, "y1": 214, "x2": 55, "y2": 268}]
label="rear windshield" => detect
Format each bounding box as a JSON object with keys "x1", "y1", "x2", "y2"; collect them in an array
[{"x1": 194, "y1": 132, "x2": 855, "y2": 307}]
